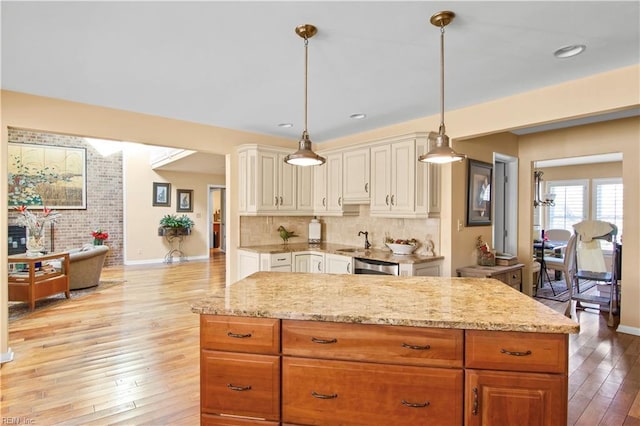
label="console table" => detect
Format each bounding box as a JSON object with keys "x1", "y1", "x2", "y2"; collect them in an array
[
  {"x1": 8, "y1": 251, "x2": 70, "y2": 310},
  {"x1": 456, "y1": 263, "x2": 524, "y2": 292}
]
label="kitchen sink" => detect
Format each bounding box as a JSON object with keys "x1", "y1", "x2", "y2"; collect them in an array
[{"x1": 336, "y1": 248, "x2": 363, "y2": 253}]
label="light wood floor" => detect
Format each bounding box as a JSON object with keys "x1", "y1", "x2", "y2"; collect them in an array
[{"x1": 2, "y1": 253, "x2": 639, "y2": 425}]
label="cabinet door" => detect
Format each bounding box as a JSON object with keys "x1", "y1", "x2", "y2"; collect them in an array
[
  {"x1": 325, "y1": 254, "x2": 352, "y2": 274},
  {"x1": 370, "y1": 145, "x2": 392, "y2": 213},
  {"x1": 278, "y1": 153, "x2": 297, "y2": 211},
  {"x1": 237, "y1": 250, "x2": 260, "y2": 280},
  {"x1": 313, "y1": 162, "x2": 328, "y2": 212},
  {"x1": 390, "y1": 139, "x2": 416, "y2": 213},
  {"x1": 256, "y1": 151, "x2": 279, "y2": 212},
  {"x1": 310, "y1": 254, "x2": 324, "y2": 273},
  {"x1": 343, "y1": 147, "x2": 370, "y2": 203},
  {"x1": 296, "y1": 165, "x2": 314, "y2": 213},
  {"x1": 326, "y1": 153, "x2": 343, "y2": 213},
  {"x1": 465, "y1": 369, "x2": 566, "y2": 426},
  {"x1": 294, "y1": 254, "x2": 310, "y2": 273}
]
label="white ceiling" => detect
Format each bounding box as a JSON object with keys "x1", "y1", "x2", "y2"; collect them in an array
[{"x1": 2, "y1": 1, "x2": 639, "y2": 174}]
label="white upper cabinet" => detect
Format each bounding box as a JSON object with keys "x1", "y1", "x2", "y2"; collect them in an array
[
  {"x1": 238, "y1": 145, "x2": 307, "y2": 216},
  {"x1": 342, "y1": 147, "x2": 370, "y2": 203},
  {"x1": 297, "y1": 165, "x2": 314, "y2": 213},
  {"x1": 370, "y1": 133, "x2": 439, "y2": 218},
  {"x1": 313, "y1": 152, "x2": 358, "y2": 216}
]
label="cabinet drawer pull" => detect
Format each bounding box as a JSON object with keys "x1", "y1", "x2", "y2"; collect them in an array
[
  {"x1": 401, "y1": 400, "x2": 430, "y2": 408},
  {"x1": 365, "y1": 182, "x2": 369, "y2": 193},
  {"x1": 385, "y1": 195, "x2": 390, "y2": 206},
  {"x1": 402, "y1": 343, "x2": 431, "y2": 351},
  {"x1": 322, "y1": 197, "x2": 326, "y2": 207},
  {"x1": 472, "y1": 387, "x2": 479, "y2": 415},
  {"x1": 275, "y1": 196, "x2": 279, "y2": 206},
  {"x1": 390, "y1": 194, "x2": 395, "y2": 206},
  {"x1": 227, "y1": 331, "x2": 252, "y2": 339},
  {"x1": 227, "y1": 383, "x2": 252, "y2": 392},
  {"x1": 276, "y1": 257, "x2": 286, "y2": 261},
  {"x1": 311, "y1": 337, "x2": 338, "y2": 344},
  {"x1": 311, "y1": 391, "x2": 338, "y2": 400},
  {"x1": 500, "y1": 348, "x2": 532, "y2": 357}
]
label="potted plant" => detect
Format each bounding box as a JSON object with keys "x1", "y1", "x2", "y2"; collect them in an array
[{"x1": 158, "y1": 214, "x2": 194, "y2": 237}]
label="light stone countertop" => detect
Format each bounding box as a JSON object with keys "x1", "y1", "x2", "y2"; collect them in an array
[
  {"x1": 237, "y1": 242, "x2": 444, "y2": 264},
  {"x1": 191, "y1": 272, "x2": 579, "y2": 334}
]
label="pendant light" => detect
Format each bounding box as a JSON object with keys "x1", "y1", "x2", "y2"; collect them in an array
[
  {"x1": 418, "y1": 11, "x2": 466, "y2": 164},
  {"x1": 284, "y1": 24, "x2": 326, "y2": 167},
  {"x1": 533, "y1": 170, "x2": 556, "y2": 207}
]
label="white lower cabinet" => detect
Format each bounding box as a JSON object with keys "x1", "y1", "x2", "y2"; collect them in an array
[
  {"x1": 325, "y1": 254, "x2": 353, "y2": 274},
  {"x1": 294, "y1": 253, "x2": 324, "y2": 274},
  {"x1": 237, "y1": 249, "x2": 260, "y2": 280}
]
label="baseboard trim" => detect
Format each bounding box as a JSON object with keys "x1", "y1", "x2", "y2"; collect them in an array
[
  {"x1": 1, "y1": 348, "x2": 15, "y2": 364},
  {"x1": 616, "y1": 324, "x2": 640, "y2": 336}
]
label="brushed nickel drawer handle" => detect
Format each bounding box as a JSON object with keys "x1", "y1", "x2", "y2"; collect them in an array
[
  {"x1": 472, "y1": 387, "x2": 479, "y2": 415},
  {"x1": 311, "y1": 391, "x2": 338, "y2": 399},
  {"x1": 227, "y1": 331, "x2": 252, "y2": 339},
  {"x1": 402, "y1": 343, "x2": 431, "y2": 351},
  {"x1": 401, "y1": 400, "x2": 430, "y2": 408},
  {"x1": 227, "y1": 384, "x2": 252, "y2": 392},
  {"x1": 501, "y1": 348, "x2": 532, "y2": 357},
  {"x1": 311, "y1": 337, "x2": 337, "y2": 344}
]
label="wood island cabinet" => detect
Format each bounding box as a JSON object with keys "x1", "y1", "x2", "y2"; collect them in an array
[{"x1": 200, "y1": 316, "x2": 568, "y2": 425}]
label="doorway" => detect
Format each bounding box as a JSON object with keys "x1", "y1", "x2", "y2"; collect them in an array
[
  {"x1": 209, "y1": 186, "x2": 226, "y2": 254},
  {"x1": 493, "y1": 153, "x2": 518, "y2": 255}
]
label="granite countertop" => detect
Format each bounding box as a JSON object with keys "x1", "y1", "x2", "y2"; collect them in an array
[
  {"x1": 238, "y1": 242, "x2": 444, "y2": 264},
  {"x1": 191, "y1": 272, "x2": 579, "y2": 334}
]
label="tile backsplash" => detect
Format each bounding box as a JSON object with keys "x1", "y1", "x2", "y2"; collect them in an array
[{"x1": 239, "y1": 205, "x2": 440, "y2": 256}]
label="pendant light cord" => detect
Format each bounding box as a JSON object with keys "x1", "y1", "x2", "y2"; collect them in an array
[
  {"x1": 303, "y1": 37, "x2": 309, "y2": 135},
  {"x1": 439, "y1": 24, "x2": 446, "y2": 136}
]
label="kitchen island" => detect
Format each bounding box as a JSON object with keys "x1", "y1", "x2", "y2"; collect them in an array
[{"x1": 192, "y1": 272, "x2": 579, "y2": 425}]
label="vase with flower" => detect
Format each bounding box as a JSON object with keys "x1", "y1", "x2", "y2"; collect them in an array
[
  {"x1": 92, "y1": 229, "x2": 109, "y2": 245},
  {"x1": 475, "y1": 235, "x2": 496, "y2": 266},
  {"x1": 15, "y1": 205, "x2": 61, "y2": 256}
]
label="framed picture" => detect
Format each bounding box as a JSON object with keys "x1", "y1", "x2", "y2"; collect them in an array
[
  {"x1": 8, "y1": 142, "x2": 87, "y2": 209},
  {"x1": 176, "y1": 189, "x2": 193, "y2": 212},
  {"x1": 466, "y1": 159, "x2": 492, "y2": 226},
  {"x1": 153, "y1": 182, "x2": 171, "y2": 207}
]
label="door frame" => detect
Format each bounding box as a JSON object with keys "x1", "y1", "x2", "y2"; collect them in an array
[
  {"x1": 208, "y1": 184, "x2": 226, "y2": 252},
  {"x1": 493, "y1": 153, "x2": 518, "y2": 255}
]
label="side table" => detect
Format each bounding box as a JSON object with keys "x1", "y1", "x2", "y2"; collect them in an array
[
  {"x1": 456, "y1": 263, "x2": 525, "y2": 292},
  {"x1": 8, "y1": 251, "x2": 70, "y2": 310}
]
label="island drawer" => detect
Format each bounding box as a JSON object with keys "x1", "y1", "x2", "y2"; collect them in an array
[
  {"x1": 465, "y1": 330, "x2": 568, "y2": 374},
  {"x1": 282, "y1": 357, "x2": 463, "y2": 425},
  {"x1": 282, "y1": 320, "x2": 463, "y2": 368},
  {"x1": 201, "y1": 315, "x2": 280, "y2": 354},
  {"x1": 202, "y1": 413, "x2": 279, "y2": 425},
  {"x1": 201, "y1": 350, "x2": 280, "y2": 421}
]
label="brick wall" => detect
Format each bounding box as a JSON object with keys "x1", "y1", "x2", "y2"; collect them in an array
[{"x1": 7, "y1": 128, "x2": 124, "y2": 266}]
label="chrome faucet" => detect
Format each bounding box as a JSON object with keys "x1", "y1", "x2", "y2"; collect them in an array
[{"x1": 358, "y1": 231, "x2": 371, "y2": 249}]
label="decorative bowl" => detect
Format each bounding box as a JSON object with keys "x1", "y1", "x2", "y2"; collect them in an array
[{"x1": 386, "y1": 243, "x2": 417, "y2": 255}]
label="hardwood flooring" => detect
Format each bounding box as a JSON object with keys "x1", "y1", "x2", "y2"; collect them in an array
[{"x1": 1, "y1": 252, "x2": 639, "y2": 425}]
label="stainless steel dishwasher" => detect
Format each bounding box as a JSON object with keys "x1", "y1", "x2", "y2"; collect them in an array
[{"x1": 353, "y1": 257, "x2": 399, "y2": 275}]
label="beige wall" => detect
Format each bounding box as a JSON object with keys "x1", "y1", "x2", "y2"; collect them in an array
[
  {"x1": 123, "y1": 144, "x2": 224, "y2": 263},
  {"x1": 2, "y1": 64, "x2": 640, "y2": 359}
]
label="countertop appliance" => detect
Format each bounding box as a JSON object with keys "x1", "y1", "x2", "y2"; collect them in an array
[{"x1": 354, "y1": 257, "x2": 399, "y2": 276}]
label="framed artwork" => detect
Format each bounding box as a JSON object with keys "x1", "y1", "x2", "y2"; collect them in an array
[
  {"x1": 177, "y1": 189, "x2": 193, "y2": 212},
  {"x1": 8, "y1": 142, "x2": 87, "y2": 209},
  {"x1": 466, "y1": 159, "x2": 492, "y2": 226},
  {"x1": 153, "y1": 182, "x2": 171, "y2": 207}
]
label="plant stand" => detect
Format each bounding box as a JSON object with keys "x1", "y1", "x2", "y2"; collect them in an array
[{"x1": 158, "y1": 227, "x2": 191, "y2": 264}]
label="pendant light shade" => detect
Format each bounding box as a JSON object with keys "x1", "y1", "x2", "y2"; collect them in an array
[
  {"x1": 284, "y1": 24, "x2": 326, "y2": 167},
  {"x1": 418, "y1": 11, "x2": 466, "y2": 164}
]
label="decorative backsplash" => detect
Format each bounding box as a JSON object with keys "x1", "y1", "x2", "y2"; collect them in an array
[{"x1": 240, "y1": 206, "x2": 440, "y2": 256}]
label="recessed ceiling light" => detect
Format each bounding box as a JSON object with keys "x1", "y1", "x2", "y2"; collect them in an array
[
  {"x1": 554, "y1": 44, "x2": 586, "y2": 59},
  {"x1": 278, "y1": 123, "x2": 293, "y2": 128},
  {"x1": 349, "y1": 113, "x2": 367, "y2": 120}
]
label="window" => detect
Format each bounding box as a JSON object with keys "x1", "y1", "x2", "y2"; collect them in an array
[
  {"x1": 593, "y1": 178, "x2": 623, "y2": 247},
  {"x1": 546, "y1": 180, "x2": 587, "y2": 232}
]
